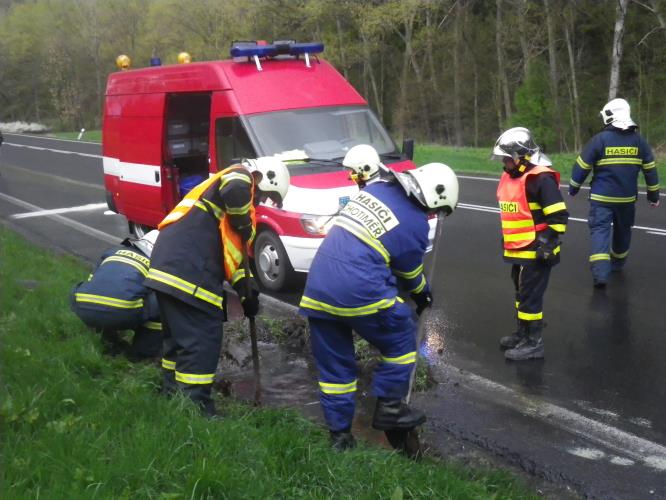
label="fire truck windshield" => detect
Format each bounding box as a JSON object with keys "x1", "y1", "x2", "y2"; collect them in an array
[{"x1": 244, "y1": 106, "x2": 397, "y2": 162}]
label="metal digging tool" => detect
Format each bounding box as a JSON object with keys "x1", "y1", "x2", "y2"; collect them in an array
[
  {"x1": 385, "y1": 211, "x2": 446, "y2": 459},
  {"x1": 243, "y1": 254, "x2": 262, "y2": 406}
]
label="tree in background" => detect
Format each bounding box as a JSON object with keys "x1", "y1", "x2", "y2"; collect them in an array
[{"x1": 1, "y1": 0, "x2": 666, "y2": 153}]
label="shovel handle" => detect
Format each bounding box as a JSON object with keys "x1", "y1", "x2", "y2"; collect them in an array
[
  {"x1": 406, "y1": 212, "x2": 445, "y2": 404},
  {"x1": 243, "y1": 254, "x2": 262, "y2": 406}
]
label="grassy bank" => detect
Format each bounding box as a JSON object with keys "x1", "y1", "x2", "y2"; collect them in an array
[
  {"x1": 0, "y1": 228, "x2": 534, "y2": 499},
  {"x1": 415, "y1": 144, "x2": 576, "y2": 179},
  {"x1": 53, "y1": 129, "x2": 102, "y2": 142},
  {"x1": 415, "y1": 143, "x2": 666, "y2": 184}
]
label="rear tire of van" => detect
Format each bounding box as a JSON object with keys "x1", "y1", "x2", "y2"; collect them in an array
[{"x1": 253, "y1": 230, "x2": 295, "y2": 292}]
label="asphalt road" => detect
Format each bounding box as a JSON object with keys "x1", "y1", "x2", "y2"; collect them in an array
[{"x1": 1, "y1": 133, "x2": 665, "y2": 499}]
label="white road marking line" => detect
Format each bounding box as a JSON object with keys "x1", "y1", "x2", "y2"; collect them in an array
[
  {"x1": 1, "y1": 163, "x2": 104, "y2": 191},
  {"x1": 443, "y1": 366, "x2": 666, "y2": 471},
  {"x1": 0, "y1": 192, "x2": 119, "y2": 244},
  {"x1": 4, "y1": 142, "x2": 101, "y2": 159},
  {"x1": 458, "y1": 174, "x2": 650, "y2": 195},
  {"x1": 3, "y1": 132, "x2": 100, "y2": 145},
  {"x1": 458, "y1": 203, "x2": 666, "y2": 234},
  {"x1": 10, "y1": 203, "x2": 108, "y2": 220}
]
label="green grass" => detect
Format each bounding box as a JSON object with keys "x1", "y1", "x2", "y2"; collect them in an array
[
  {"x1": 415, "y1": 143, "x2": 666, "y2": 185},
  {"x1": 52, "y1": 129, "x2": 102, "y2": 142},
  {"x1": 0, "y1": 228, "x2": 535, "y2": 499}
]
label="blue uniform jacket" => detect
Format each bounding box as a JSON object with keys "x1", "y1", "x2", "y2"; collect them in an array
[
  {"x1": 73, "y1": 242, "x2": 159, "y2": 321},
  {"x1": 570, "y1": 126, "x2": 660, "y2": 204},
  {"x1": 299, "y1": 180, "x2": 429, "y2": 318}
]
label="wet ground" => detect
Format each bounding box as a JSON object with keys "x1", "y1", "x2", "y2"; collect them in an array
[{"x1": 2, "y1": 133, "x2": 666, "y2": 498}]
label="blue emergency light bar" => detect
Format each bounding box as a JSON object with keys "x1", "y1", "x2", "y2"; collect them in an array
[{"x1": 230, "y1": 41, "x2": 324, "y2": 59}]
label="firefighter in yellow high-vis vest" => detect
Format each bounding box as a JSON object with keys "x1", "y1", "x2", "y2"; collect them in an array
[
  {"x1": 493, "y1": 128, "x2": 569, "y2": 361},
  {"x1": 145, "y1": 157, "x2": 290, "y2": 416}
]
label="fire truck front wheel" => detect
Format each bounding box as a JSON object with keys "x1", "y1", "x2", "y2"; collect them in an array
[{"x1": 253, "y1": 230, "x2": 295, "y2": 292}]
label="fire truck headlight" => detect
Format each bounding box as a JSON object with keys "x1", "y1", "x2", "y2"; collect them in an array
[{"x1": 300, "y1": 214, "x2": 333, "y2": 235}]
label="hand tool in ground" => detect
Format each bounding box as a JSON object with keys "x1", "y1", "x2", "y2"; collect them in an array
[
  {"x1": 385, "y1": 211, "x2": 446, "y2": 459},
  {"x1": 243, "y1": 254, "x2": 262, "y2": 406}
]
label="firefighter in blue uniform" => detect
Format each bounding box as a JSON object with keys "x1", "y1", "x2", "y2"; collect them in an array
[
  {"x1": 299, "y1": 147, "x2": 459, "y2": 450},
  {"x1": 144, "y1": 157, "x2": 290, "y2": 417},
  {"x1": 70, "y1": 230, "x2": 162, "y2": 360},
  {"x1": 569, "y1": 98, "x2": 660, "y2": 288},
  {"x1": 493, "y1": 128, "x2": 569, "y2": 361}
]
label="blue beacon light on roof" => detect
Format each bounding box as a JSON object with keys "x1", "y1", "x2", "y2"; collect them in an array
[{"x1": 230, "y1": 41, "x2": 324, "y2": 71}]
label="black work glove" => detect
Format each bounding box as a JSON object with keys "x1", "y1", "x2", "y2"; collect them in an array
[
  {"x1": 410, "y1": 291, "x2": 433, "y2": 317},
  {"x1": 647, "y1": 191, "x2": 660, "y2": 207},
  {"x1": 536, "y1": 233, "x2": 560, "y2": 262},
  {"x1": 240, "y1": 287, "x2": 260, "y2": 318},
  {"x1": 236, "y1": 223, "x2": 254, "y2": 244}
]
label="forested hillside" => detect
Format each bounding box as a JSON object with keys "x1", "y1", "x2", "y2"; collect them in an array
[{"x1": 1, "y1": 0, "x2": 665, "y2": 152}]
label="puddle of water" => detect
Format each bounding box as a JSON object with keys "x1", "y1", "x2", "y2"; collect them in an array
[
  {"x1": 610, "y1": 456, "x2": 635, "y2": 466},
  {"x1": 644, "y1": 456, "x2": 666, "y2": 471},
  {"x1": 220, "y1": 335, "x2": 399, "y2": 450},
  {"x1": 419, "y1": 311, "x2": 456, "y2": 366},
  {"x1": 567, "y1": 447, "x2": 605, "y2": 460},
  {"x1": 629, "y1": 417, "x2": 653, "y2": 429}
]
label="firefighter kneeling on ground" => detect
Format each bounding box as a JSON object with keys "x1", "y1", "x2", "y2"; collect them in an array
[
  {"x1": 70, "y1": 230, "x2": 162, "y2": 361},
  {"x1": 493, "y1": 127, "x2": 569, "y2": 361},
  {"x1": 299, "y1": 145, "x2": 459, "y2": 450},
  {"x1": 144, "y1": 157, "x2": 290, "y2": 417}
]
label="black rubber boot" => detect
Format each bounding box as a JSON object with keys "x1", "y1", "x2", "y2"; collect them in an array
[
  {"x1": 330, "y1": 430, "x2": 356, "y2": 451},
  {"x1": 372, "y1": 398, "x2": 426, "y2": 431},
  {"x1": 499, "y1": 319, "x2": 528, "y2": 349},
  {"x1": 505, "y1": 321, "x2": 544, "y2": 361},
  {"x1": 128, "y1": 327, "x2": 162, "y2": 362},
  {"x1": 183, "y1": 384, "x2": 217, "y2": 418},
  {"x1": 101, "y1": 329, "x2": 130, "y2": 356}
]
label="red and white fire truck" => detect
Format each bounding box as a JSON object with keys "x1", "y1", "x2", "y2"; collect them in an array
[{"x1": 103, "y1": 41, "x2": 426, "y2": 291}]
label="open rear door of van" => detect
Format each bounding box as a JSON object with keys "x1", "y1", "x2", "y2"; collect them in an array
[{"x1": 105, "y1": 92, "x2": 168, "y2": 229}]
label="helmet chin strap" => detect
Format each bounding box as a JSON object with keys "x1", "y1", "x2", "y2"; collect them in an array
[{"x1": 504, "y1": 157, "x2": 530, "y2": 177}]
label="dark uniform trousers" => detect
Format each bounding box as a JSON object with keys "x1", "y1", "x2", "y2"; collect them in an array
[
  {"x1": 511, "y1": 262, "x2": 552, "y2": 322},
  {"x1": 308, "y1": 301, "x2": 417, "y2": 432},
  {"x1": 588, "y1": 202, "x2": 635, "y2": 282},
  {"x1": 157, "y1": 292, "x2": 223, "y2": 413},
  {"x1": 70, "y1": 286, "x2": 162, "y2": 359}
]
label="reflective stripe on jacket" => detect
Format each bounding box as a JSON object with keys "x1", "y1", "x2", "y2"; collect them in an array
[
  {"x1": 299, "y1": 181, "x2": 429, "y2": 319},
  {"x1": 74, "y1": 244, "x2": 150, "y2": 310},
  {"x1": 158, "y1": 165, "x2": 255, "y2": 282},
  {"x1": 497, "y1": 166, "x2": 560, "y2": 250},
  {"x1": 570, "y1": 126, "x2": 659, "y2": 204}
]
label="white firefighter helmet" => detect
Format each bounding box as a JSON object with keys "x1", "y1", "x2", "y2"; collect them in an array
[
  {"x1": 491, "y1": 127, "x2": 552, "y2": 167},
  {"x1": 342, "y1": 144, "x2": 384, "y2": 184},
  {"x1": 600, "y1": 98, "x2": 636, "y2": 130},
  {"x1": 395, "y1": 163, "x2": 459, "y2": 214},
  {"x1": 243, "y1": 156, "x2": 290, "y2": 207},
  {"x1": 131, "y1": 229, "x2": 159, "y2": 257}
]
